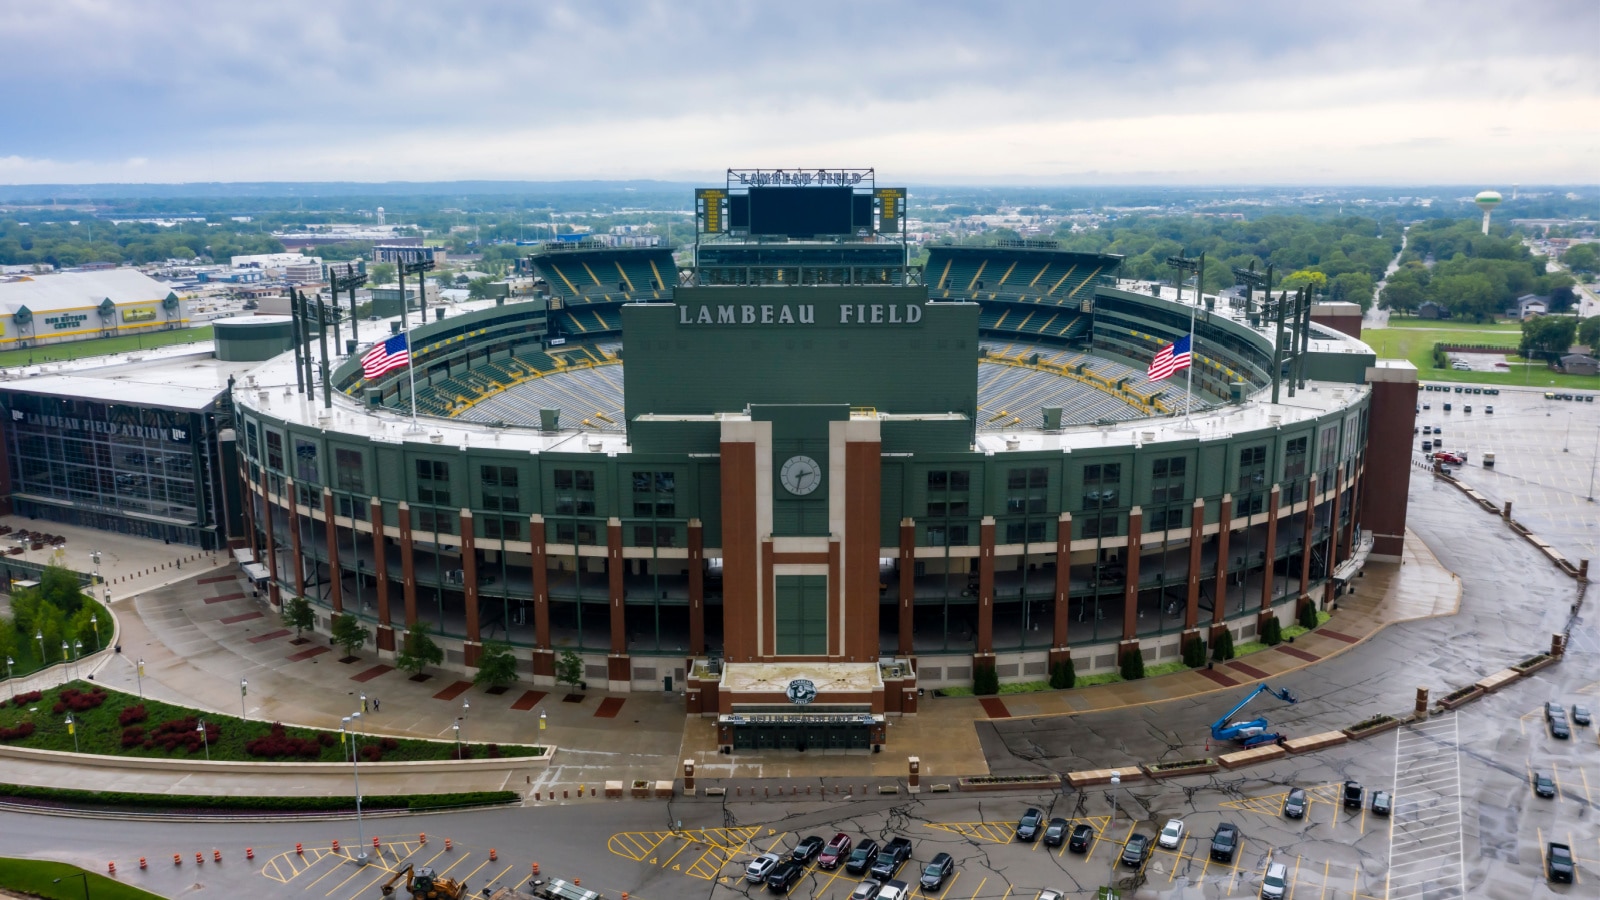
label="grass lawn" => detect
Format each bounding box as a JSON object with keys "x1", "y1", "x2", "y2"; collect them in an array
[
  {"x1": 0, "y1": 681, "x2": 540, "y2": 762},
  {"x1": 0, "y1": 325, "x2": 213, "y2": 367},
  {"x1": 0, "y1": 857, "x2": 163, "y2": 900},
  {"x1": 5, "y1": 600, "x2": 115, "y2": 680},
  {"x1": 1363, "y1": 327, "x2": 1600, "y2": 390},
  {"x1": 1382, "y1": 316, "x2": 1521, "y2": 332}
]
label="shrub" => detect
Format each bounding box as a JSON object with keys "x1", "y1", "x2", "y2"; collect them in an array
[
  {"x1": 118, "y1": 704, "x2": 148, "y2": 726},
  {"x1": 1049, "y1": 659, "x2": 1075, "y2": 690},
  {"x1": 1211, "y1": 629, "x2": 1236, "y2": 662},
  {"x1": 972, "y1": 663, "x2": 1000, "y2": 696},
  {"x1": 244, "y1": 722, "x2": 320, "y2": 759},
  {"x1": 0, "y1": 722, "x2": 36, "y2": 741},
  {"x1": 1182, "y1": 636, "x2": 1208, "y2": 668},
  {"x1": 11, "y1": 691, "x2": 42, "y2": 708},
  {"x1": 380, "y1": 737, "x2": 398, "y2": 751},
  {"x1": 486, "y1": 744, "x2": 502, "y2": 759},
  {"x1": 0, "y1": 782, "x2": 519, "y2": 813},
  {"x1": 1298, "y1": 601, "x2": 1319, "y2": 630},
  {"x1": 120, "y1": 726, "x2": 146, "y2": 748},
  {"x1": 1119, "y1": 645, "x2": 1146, "y2": 681},
  {"x1": 360, "y1": 745, "x2": 384, "y2": 762},
  {"x1": 317, "y1": 732, "x2": 336, "y2": 747},
  {"x1": 1262, "y1": 616, "x2": 1283, "y2": 646},
  {"x1": 52, "y1": 687, "x2": 107, "y2": 714}
]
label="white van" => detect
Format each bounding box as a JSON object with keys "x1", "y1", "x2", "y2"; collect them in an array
[{"x1": 1261, "y1": 862, "x2": 1289, "y2": 899}]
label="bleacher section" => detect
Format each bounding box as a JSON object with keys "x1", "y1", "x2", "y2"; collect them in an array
[
  {"x1": 414, "y1": 342, "x2": 622, "y2": 422},
  {"x1": 929, "y1": 245, "x2": 1118, "y2": 349},
  {"x1": 528, "y1": 245, "x2": 674, "y2": 304},
  {"x1": 976, "y1": 341, "x2": 1204, "y2": 424},
  {"x1": 556, "y1": 306, "x2": 622, "y2": 336},
  {"x1": 455, "y1": 344, "x2": 625, "y2": 432}
]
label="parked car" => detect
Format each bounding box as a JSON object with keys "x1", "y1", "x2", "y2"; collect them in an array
[
  {"x1": 1547, "y1": 842, "x2": 1575, "y2": 883},
  {"x1": 1486, "y1": 405, "x2": 1494, "y2": 413},
  {"x1": 1068, "y1": 824, "x2": 1094, "y2": 853},
  {"x1": 1036, "y1": 892, "x2": 1063, "y2": 900},
  {"x1": 1210, "y1": 824, "x2": 1240, "y2": 863},
  {"x1": 845, "y1": 840, "x2": 879, "y2": 876},
  {"x1": 1433, "y1": 451, "x2": 1465, "y2": 465},
  {"x1": 1533, "y1": 772, "x2": 1556, "y2": 798},
  {"x1": 792, "y1": 835, "x2": 826, "y2": 865},
  {"x1": 1546, "y1": 701, "x2": 1565, "y2": 721},
  {"x1": 1282, "y1": 788, "x2": 1308, "y2": 819},
  {"x1": 918, "y1": 853, "x2": 955, "y2": 891},
  {"x1": 746, "y1": 852, "x2": 782, "y2": 883},
  {"x1": 1043, "y1": 818, "x2": 1070, "y2": 847},
  {"x1": 1261, "y1": 862, "x2": 1289, "y2": 899},
  {"x1": 869, "y1": 838, "x2": 913, "y2": 880},
  {"x1": 849, "y1": 880, "x2": 881, "y2": 900},
  {"x1": 818, "y1": 833, "x2": 854, "y2": 870},
  {"x1": 1158, "y1": 819, "x2": 1185, "y2": 850},
  {"x1": 766, "y1": 860, "x2": 804, "y2": 893},
  {"x1": 875, "y1": 880, "x2": 909, "y2": 900},
  {"x1": 1572, "y1": 704, "x2": 1592, "y2": 727},
  {"x1": 1371, "y1": 791, "x2": 1393, "y2": 816},
  {"x1": 1551, "y1": 716, "x2": 1571, "y2": 739},
  {"x1": 1120, "y1": 833, "x2": 1151, "y2": 868},
  {"x1": 1342, "y1": 781, "x2": 1364, "y2": 809},
  {"x1": 1015, "y1": 808, "x2": 1045, "y2": 842}
]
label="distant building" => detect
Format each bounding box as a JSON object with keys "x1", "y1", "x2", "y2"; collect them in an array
[
  {"x1": 0, "y1": 269, "x2": 189, "y2": 351},
  {"x1": 1558, "y1": 353, "x2": 1598, "y2": 376},
  {"x1": 1417, "y1": 301, "x2": 1451, "y2": 320},
  {"x1": 1507, "y1": 294, "x2": 1549, "y2": 319}
]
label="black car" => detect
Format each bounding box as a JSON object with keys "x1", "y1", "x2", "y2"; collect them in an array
[
  {"x1": 766, "y1": 860, "x2": 804, "y2": 894},
  {"x1": 845, "y1": 841, "x2": 879, "y2": 876},
  {"x1": 1282, "y1": 788, "x2": 1308, "y2": 819},
  {"x1": 1015, "y1": 808, "x2": 1044, "y2": 842},
  {"x1": 1551, "y1": 717, "x2": 1571, "y2": 740},
  {"x1": 1533, "y1": 772, "x2": 1556, "y2": 799},
  {"x1": 1548, "y1": 842, "x2": 1575, "y2": 883},
  {"x1": 869, "y1": 838, "x2": 913, "y2": 881},
  {"x1": 1371, "y1": 791, "x2": 1392, "y2": 816},
  {"x1": 1342, "y1": 780, "x2": 1364, "y2": 809},
  {"x1": 1545, "y1": 701, "x2": 1565, "y2": 721},
  {"x1": 1068, "y1": 824, "x2": 1094, "y2": 853},
  {"x1": 1120, "y1": 833, "x2": 1151, "y2": 868},
  {"x1": 1573, "y1": 704, "x2": 1592, "y2": 727},
  {"x1": 792, "y1": 835, "x2": 826, "y2": 865},
  {"x1": 1042, "y1": 818, "x2": 1069, "y2": 847},
  {"x1": 1209, "y1": 824, "x2": 1240, "y2": 863},
  {"x1": 918, "y1": 853, "x2": 955, "y2": 891}
]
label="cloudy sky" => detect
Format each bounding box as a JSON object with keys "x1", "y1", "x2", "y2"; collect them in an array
[{"x1": 3, "y1": 0, "x2": 1595, "y2": 185}]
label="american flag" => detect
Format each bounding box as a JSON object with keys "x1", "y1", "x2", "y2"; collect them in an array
[
  {"x1": 1147, "y1": 334, "x2": 1192, "y2": 380},
  {"x1": 361, "y1": 333, "x2": 411, "y2": 378}
]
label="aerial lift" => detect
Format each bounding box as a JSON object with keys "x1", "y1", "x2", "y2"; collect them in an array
[{"x1": 1210, "y1": 684, "x2": 1298, "y2": 748}]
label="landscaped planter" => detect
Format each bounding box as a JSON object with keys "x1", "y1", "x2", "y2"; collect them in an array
[
  {"x1": 1141, "y1": 759, "x2": 1218, "y2": 779},
  {"x1": 654, "y1": 780, "x2": 675, "y2": 799},
  {"x1": 958, "y1": 774, "x2": 1062, "y2": 792},
  {"x1": 1436, "y1": 686, "x2": 1485, "y2": 711},
  {"x1": 631, "y1": 779, "x2": 650, "y2": 799},
  {"x1": 1512, "y1": 654, "x2": 1556, "y2": 676},
  {"x1": 1065, "y1": 769, "x2": 1144, "y2": 788},
  {"x1": 1342, "y1": 713, "x2": 1401, "y2": 739}
]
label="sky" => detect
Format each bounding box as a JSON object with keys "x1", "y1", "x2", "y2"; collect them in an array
[{"x1": 2, "y1": 0, "x2": 1596, "y2": 186}]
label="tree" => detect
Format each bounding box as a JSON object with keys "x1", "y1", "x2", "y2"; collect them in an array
[
  {"x1": 972, "y1": 662, "x2": 999, "y2": 696},
  {"x1": 1562, "y1": 243, "x2": 1599, "y2": 274},
  {"x1": 1298, "y1": 600, "x2": 1320, "y2": 630},
  {"x1": 1119, "y1": 645, "x2": 1145, "y2": 681},
  {"x1": 467, "y1": 276, "x2": 498, "y2": 300},
  {"x1": 1578, "y1": 315, "x2": 1600, "y2": 351},
  {"x1": 1328, "y1": 272, "x2": 1376, "y2": 311},
  {"x1": 1520, "y1": 315, "x2": 1577, "y2": 359},
  {"x1": 473, "y1": 640, "x2": 519, "y2": 689},
  {"x1": 281, "y1": 596, "x2": 315, "y2": 638},
  {"x1": 1429, "y1": 272, "x2": 1498, "y2": 322},
  {"x1": 1262, "y1": 616, "x2": 1283, "y2": 646},
  {"x1": 1049, "y1": 658, "x2": 1075, "y2": 690},
  {"x1": 1380, "y1": 267, "x2": 1428, "y2": 315},
  {"x1": 330, "y1": 613, "x2": 370, "y2": 657},
  {"x1": 395, "y1": 622, "x2": 444, "y2": 677},
  {"x1": 555, "y1": 649, "x2": 585, "y2": 691},
  {"x1": 368, "y1": 261, "x2": 396, "y2": 285},
  {"x1": 1211, "y1": 629, "x2": 1236, "y2": 662},
  {"x1": 1182, "y1": 635, "x2": 1208, "y2": 668}
]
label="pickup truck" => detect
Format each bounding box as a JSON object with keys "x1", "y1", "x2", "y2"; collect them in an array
[
  {"x1": 1547, "y1": 842, "x2": 1575, "y2": 883},
  {"x1": 869, "y1": 837, "x2": 913, "y2": 880}
]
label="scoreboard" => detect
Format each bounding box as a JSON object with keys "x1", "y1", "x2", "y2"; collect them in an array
[{"x1": 698, "y1": 169, "x2": 906, "y2": 238}]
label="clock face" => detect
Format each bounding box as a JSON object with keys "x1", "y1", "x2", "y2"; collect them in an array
[{"x1": 779, "y1": 455, "x2": 822, "y2": 496}]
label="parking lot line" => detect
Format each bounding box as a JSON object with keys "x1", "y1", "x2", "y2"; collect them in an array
[
  {"x1": 458, "y1": 857, "x2": 495, "y2": 888},
  {"x1": 304, "y1": 852, "x2": 359, "y2": 891},
  {"x1": 659, "y1": 837, "x2": 694, "y2": 869},
  {"x1": 1227, "y1": 839, "x2": 1245, "y2": 894},
  {"x1": 1320, "y1": 859, "x2": 1331, "y2": 900},
  {"x1": 1288, "y1": 853, "x2": 1302, "y2": 899},
  {"x1": 935, "y1": 870, "x2": 961, "y2": 900},
  {"x1": 965, "y1": 875, "x2": 986, "y2": 900},
  {"x1": 1552, "y1": 763, "x2": 1565, "y2": 802},
  {"x1": 324, "y1": 858, "x2": 390, "y2": 898},
  {"x1": 339, "y1": 862, "x2": 408, "y2": 900},
  {"x1": 1570, "y1": 831, "x2": 1583, "y2": 885},
  {"x1": 483, "y1": 862, "x2": 517, "y2": 890},
  {"x1": 1581, "y1": 768, "x2": 1594, "y2": 805}
]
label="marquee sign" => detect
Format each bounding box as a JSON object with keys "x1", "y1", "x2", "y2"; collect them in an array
[
  {"x1": 677, "y1": 301, "x2": 923, "y2": 326},
  {"x1": 122, "y1": 307, "x2": 157, "y2": 323},
  {"x1": 43, "y1": 313, "x2": 88, "y2": 331},
  {"x1": 728, "y1": 168, "x2": 873, "y2": 188}
]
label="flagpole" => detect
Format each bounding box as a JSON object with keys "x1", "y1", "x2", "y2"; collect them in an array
[
  {"x1": 1184, "y1": 254, "x2": 1202, "y2": 425},
  {"x1": 404, "y1": 329, "x2": 422, "y2": 434}
]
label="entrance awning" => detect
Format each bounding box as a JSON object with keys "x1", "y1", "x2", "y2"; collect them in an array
[{"x1": 240, "y1": 562, "x2": 270, "y2": 583}]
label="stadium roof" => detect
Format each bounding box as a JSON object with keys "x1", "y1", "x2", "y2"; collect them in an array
[{"x1": 0, "y1": 268, "x2": 179, "y2": 316}]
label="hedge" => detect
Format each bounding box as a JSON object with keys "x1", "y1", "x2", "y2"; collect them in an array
[{"x1": 0, "y1": 782, "x2": 518, "y2": 813}]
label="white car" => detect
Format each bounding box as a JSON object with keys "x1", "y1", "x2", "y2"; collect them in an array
[
  {"x1": 1261, "y1": 862, "x2": 1289, "y2": 899},
  {"x1": 746, "y1": 852, "x2": 782, "y2": 883},
  {"x1": 875, "y1": 880, "x2": 908, "y2": 900},
  {"x1": 1158, "y1": 818, "x2": 1185, "y2": 850},
  {"x1": 849, "y1": 880, "x2": 882, "y2": 900}
]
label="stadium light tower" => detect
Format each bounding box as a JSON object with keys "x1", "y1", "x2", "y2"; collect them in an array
[
  {"x1": 397, "y1": 254, "x2": 437, "y2": 331},
  {"x1": 328, "y1": 260, "x2": 368, "y2": 344}
]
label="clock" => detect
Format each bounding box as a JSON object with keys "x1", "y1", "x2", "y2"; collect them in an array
[{"x1": 779, "y1": 455, "x2": 822, "y2": 496}]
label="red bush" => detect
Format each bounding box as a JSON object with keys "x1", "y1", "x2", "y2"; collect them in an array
[
  {"x1": 317, "y1": 732, "x2": 336, "y2": 747},
  {"x1": 380, "y1": 738, "x2": 398, "y2": 751},
  {"x1": 244, "y1": 722, "x2": 321, "y2": 759},
  {"x1": 146, "y1": 716, "x2": 219, "y2": 755},
  {"x1": 486, "y1": 744, "x2": 502, "y2": 759},
  {"x1": 57, "y1": 688, "x2": 107, "y2": 712},
  {"x1": 119, "y1": 705, "x2": 148, "y2": 726},
  {"x1": 360, "y1": 745, "x2": 383, "y2": 762},
  {"x1": 0, "y1": 722, "x2": 36, "y2": 741},
  {"x1": 11, "y1": 691, "x2": 42, "y2": 708},
  {"x1": 121, "y1": 726, "x2": 146, "y2": 748}
]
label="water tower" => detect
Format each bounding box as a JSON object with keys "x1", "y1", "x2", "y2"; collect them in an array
[
  {"x1": 376, "y1": 206, "x2": 386, "y2": 226},
  {"x1": 1475, "y1": 190, "x2": 1501, "y2": 235}
]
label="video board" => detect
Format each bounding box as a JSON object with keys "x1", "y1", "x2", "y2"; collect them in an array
[{"x1": 697, "y1": 169, "x2": 905, "y2": 238}]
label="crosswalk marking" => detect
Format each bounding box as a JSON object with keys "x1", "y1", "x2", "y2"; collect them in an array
[{"x1": 1387, "y1": 712, "x2": 1466, "y2": 899}]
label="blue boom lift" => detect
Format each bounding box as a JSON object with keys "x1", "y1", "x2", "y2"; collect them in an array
[{"x1": 1211, "y1": 684, "x2": 1298, "y2": 748}]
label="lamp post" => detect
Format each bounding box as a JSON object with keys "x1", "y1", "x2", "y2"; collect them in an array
[
  {"x1": 539, "y1": 709, "x2": 547, "y2": 735},
  {"x1": 1587, "y1": 426, "x2": 1599, "y2": 503},
  {"x1": 73, "y1": 641, "x2": 82, "y2": 679},
  {"x1": 5, "y1": 657, "x2": 12, "y2": 700},
  {"x1": 36, "y1": 631, "x2": 44, "y2": 668},
  {"x1": 135, "y1": 658, "x2": 145, "y2": 699},
  {"x1": 61, "y1": 642, "x2": 70, "y2": 683},
  {"x1": 344, "y1": 712, "x2": 368, "y2": 864},
  {"x1": 52, "y1": 872, "x2": 89, "y2": 900},
  {"x1": 452, "y1": 722, "x2": 461, "y2": 759},
  {"x1": 89, "y1": 615, "x2": 98, "y2": 653},
  {"x1": 1107, "y1": 771, "x2": 1124, "y2": 893},
  {"x1": 240, "y1": 678, "x2": 248, "y2": 721},
  {"x1": 66, "y1": 714, "x2": 79, "y2": 754},
  {"x1": 197, "y1": 720, "x2": 209, "y2": 761},
  {"x1": 361, "y1": 692, "x2": 368, "y2": 714}
]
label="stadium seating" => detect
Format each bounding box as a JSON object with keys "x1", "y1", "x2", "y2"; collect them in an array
[
  {"x1": 927, "y1": 247, "x2": 1114, "y2": 306},
  {"x1": 556, "y1": 307, "x2": 623, "y2": 336},
  {"x1": 530, "y1": 248, "x2": 673, "y2": 304}
]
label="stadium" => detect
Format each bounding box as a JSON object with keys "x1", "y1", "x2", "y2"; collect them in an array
[{"x1": 199, "y1": 170, "x2": 1415, "y2": 749}]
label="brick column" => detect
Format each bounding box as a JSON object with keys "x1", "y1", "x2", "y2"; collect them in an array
[
  {"x1": 460, "y1": 509, "x2": 480, "y2": 668},
  {"x1": 530, "y1": 514, "x2": 553, "y2": 679},
  {"x1": 1211, "y1": 494, "x2": 1232, "y2": 641},
  {"x1": 260, "y1": 468, "x2": 279, "y2": 605},
  {"x1": 1363, "y1": 363, "x2": 1418, "y2": 561},
  {"x1": 244, "y1": 459, "x2": 260, "y2": 563},
  {"x1": 687, "y1": 518, "x2": 705, "y2": 656},
  {"x1": 322, "y1": 488, "x2": 342, "y2": 614},
  {"x1": 1258, "y1": 484, "x2": 1281, "y2": 630},
  {"x1": 372, "y1": 497, "x2": 393, "y2": 651},
  {"x1": 898, "y1": 518, "x2": 916, "y2": 656},
  {"x1": 1184, "y1": 496, "x2": 1204, "y2": 636},
  {"x1": 286, "y1": 478, "x2": 305, "y2": 599},
  {"x1": 1298, "y1": 474, "x2": 1316, "y2": 608},
  {"x1": 1324, "y1": 465, "x2": 1344, "y2": 606},
  {"x1": 398, "y1": 501, "x2": 417, "y2": 626},
  {"x1": 976, "y1": 516, "x2": 995, "y2": 655},
  {"x1": 1341, "y1": 465, "x2": 1359, "y2": 562},
  {"x1": 1049, "y1": 512, "x2": 1072, "y2": 667},
  {"x1": 606, "y1": 517, "x2": 629, "y2": 688},
  {"x1": 1120, "y1": 506, "x2": 1143, "y2": 644}
]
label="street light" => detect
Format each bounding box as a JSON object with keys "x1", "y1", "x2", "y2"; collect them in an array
[
  {"x1": 343, "y1": 713, "x2": 368, "y2": 865},
  {"x1": 4, "y1": 657, "x2": 12, "y2": 700},
  {"x1": 66, "y1": 714, "x2": 79, "y2": 754},
  {"x1": 52, "y1": 872, "x2": 89, "y2": 900},
  {"x1": 360, "y1": 692, "x2": 368, "y2": 714},
  {"x1": 539, "y1": 709, "x2": 547, "y2": 734},
  {"x1": 73, "y1": 641, "x2": 82, "y2": 679},
  {"x1": 61, "y1": 642, "x2": 70, "y2": 683},
  {"x1": 89, "y1": 615, "x2": 98, "y2": 653},
  {"x1": 135, "y1": 658, "x2": 145, "y2": 699},
  {"x1": 240, "y1": 678, "x2": 248, "y2": 721},
  {"x1": 36, "y1": 631, "x2": 44, "y2": 666},
  {"x1": 452, "y1": 722, "x2": 461, "y2": 759},
  {"x1": 197, "y1": 720, "x2": 209, "y2": 761}
]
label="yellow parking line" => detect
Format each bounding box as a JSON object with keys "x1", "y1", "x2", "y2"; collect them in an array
[
  {"x1": 1228, "y1": 839, "x2": 1245, "y2": 893},
  {"x1": 660, "y1": 838, "x2": 693, "y2": 869},
  {"x1": 1552, "y1": 763, "x2": 1565, "y2": 802},
  {"x1": 964, "y1": 877, "x2": 986, "y2": 900},
  {"x1": 305, "y1": 853, "x2": 357, "y2": 890},
  {"x1": 483, "y1": 863, "x2": 517, "y2": 889},
  {"x1": 1581, "y1": 768, "x2": 1594, "y2": 805},
  {"x1": 435, "y1": 852, "x2": 474, "y2": 878},
  {"x1": 1321, "y1": 860, "x2": 1331, "y2": 899},
  {"x1": 998, "y1": 885, "x2": 1012, "y2": 900},
  {"x1": 1570, "y1": 831, "x2": 1582, "y2": 885},
  {"x1": 1289, "y1": 854, "x2": 1302, "y2": 899},
  {"x1": 936, "y1": 871, "x2": 961, "y2": 900},
  {"x1": 337, "y1": 861, "x2": 406, "y2": 900},
  {"x1": 325, "y1": 856, "x2": 393, "y2": 898},
  {"x1": 458, "y1": 858, "x2": 495, "y2": 887}
]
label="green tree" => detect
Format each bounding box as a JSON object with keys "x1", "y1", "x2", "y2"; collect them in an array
[
  {"x1": 281, "y1": 596, "x2": 315, "y2": 638},
  {"x1": 1049, "y1": 659, "x2": 1075, "y2": 690},
  {"x1": 1429, "y1": 273, "x2": 1499, "y2": 322},
  {"x1": 1182, "y1": 635, "x2": 1208, "y2": 668},
  {"x1": 1520, "y1": 315, "x2": 1577, "y2": 359},
  {"x1": 1298, "y1": 600, "x2": 1320, "y2": 630},
  {"x1": 1578, "y1": 315, "x2": 1600, "y2": 350},
  {"x1": 368, "y1": 261, "x2": 396, "y2": 285},
  {"x1": 1212, "y1": 629, "x2": 1236, "y2": 662},
  {"x1": 1381, "y1": 268, "x2": 1430, "y2": 315},
  {"x1": 555, "y1": 649, "x2": 585, "y2": 690},
  {"x1": 1119, "y1": 645, "x2": 1146, "y2": 681},
  {"x1": 1328, "y1": 272, "x2": 1376, "y2": 311},
  {"x1": 396, "y1": 623, "x2": 444, "y2": 677},
  {"x1": 1262, "y1": 616, "x2": 1283, "y2": 646},
  {"x1": 1562, "y1": 243, "x2": 1599, "y2": 274},
  {"x1": 330, "y1": 613, "x2": 370, "y2": 657},
  {"x1": 973, "y1": 662, "x2": 1000, "y2": 695},
  {"x1": 466, "y1": 276, "x2": 497, "y2": 300},
  {"x1": 473, "y1": 640, "x2": 519, "y2": 689}
]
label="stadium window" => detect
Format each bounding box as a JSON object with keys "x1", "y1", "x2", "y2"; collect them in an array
[
  {"x1": 1080, "y1": 515, "x2": 1118, "y2": 539},
  {"x1": 335, "y1": 496, "x2": 368, "y2": 521},
  {"x1": 1150, "y1": 456, "x2": 1186, "y2": 505},
  {"x1": 245, "y1": 422, "x2": 259, "y2": 459},
  {"x1": 415, "y1": 459, "x2": 451, "y2": 506},
  {"x1": 335, "y1": 448, "x2": 365, "y2": 494},
  {"x1": 415, "y1": 509, "x2": 455, "y2": 535},
  {"x1": 1006, "y1": 521, "x2": 1047, "y2": 544},
  {"x1": 1237, "y1": 445, "x2": 1268, "y2": 494},
  {"x1": 552, "y1": 468, "x2": 597, "y2": 516},
  {"x1": 1317, "y1": 425, "x2": 1340, "y2": 486},
  {"x1": 481, "y1": 465, "x2": 521, "y2": 513},
  {"x1": 553, "y1": 522, "x2": 597, "y2": 544},
  {"x1": 631, "y1": 470, "x2": 677, "y2": 518},
  {"x1": 293, "y1": 438, "x2": 318, "y2": 484},
  {"x1": 1081, "y1": 463, "x2": 1121, "y2": 511},
  {"x1": 1153, "y1": 508, "x2": 1187, "y2": 531},
  {"x1": 265, "y1": 431, "x2": 284, "y2": 471},
  {"x1": 1005, "y1": 467, "x2": 1047, "y2": 515},
  {"x1": 483, "y1": 517, "x2": 521, "y2": 541},
  {"x1": 633, "y1": 525, "x2": 678, "y2": 548},
  {"x1": 1284, "y1": 436, "x2": 1309, "y2": 504}
]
